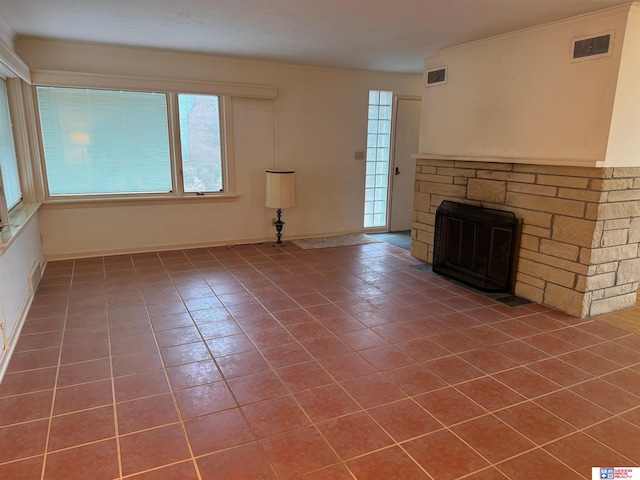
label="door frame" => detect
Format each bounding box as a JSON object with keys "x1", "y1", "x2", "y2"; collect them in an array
[{"x1": 386, "y1": 94, "x2": 421, "y2": 232}]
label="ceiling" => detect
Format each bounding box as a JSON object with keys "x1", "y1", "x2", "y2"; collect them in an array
[{"x1": 0, "y1": 0, "x2": 631, "y2": 74}]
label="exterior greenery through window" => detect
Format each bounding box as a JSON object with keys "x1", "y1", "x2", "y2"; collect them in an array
[{"x1": 36, "y1": 86, "x2": 225, "y2": 197}]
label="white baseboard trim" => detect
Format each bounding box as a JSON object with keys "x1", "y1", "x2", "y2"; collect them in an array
[
  {"x1": 0, "y1": 289, "x2": 35, "y2": 383},
  {"x1": 43, "y1": 230, "x2": 368, "y2": 261}
]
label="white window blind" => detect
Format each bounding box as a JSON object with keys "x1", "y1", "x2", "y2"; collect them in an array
[
  {"x1": 0, "y1": 79, "x2": 22, "y2": 209},
  {"x1": 37, "y1": 87, "x2": 171, "y2": 196}
]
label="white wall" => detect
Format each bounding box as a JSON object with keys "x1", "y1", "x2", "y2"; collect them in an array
[
  {"x1": 419, "y1": 6, "x2": 631, "y2": 166},
  {"x1": 605, "y1": 4, "x2": 640, "y2": 166},
  {"x1": 15, "y1": 38, "x2": 423, "y2": 258},
  {"x1": 0, "y1": 214, "x2": 45, "y2": 378}
]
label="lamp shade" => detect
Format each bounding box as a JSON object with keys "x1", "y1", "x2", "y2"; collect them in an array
[{"x1": 265, "y1": 169, "x2": 295, "y2": 209}]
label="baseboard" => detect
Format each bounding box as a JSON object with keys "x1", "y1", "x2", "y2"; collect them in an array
[
  {"x1": 0, "y1": 288, "x2": 35, "y2": 383},
  {"x1": 43, "y1": 235, "x2": 275, "y2": 261},
  {"x1": 43, "y1": 230, "x2": 369, "y2": 261}
]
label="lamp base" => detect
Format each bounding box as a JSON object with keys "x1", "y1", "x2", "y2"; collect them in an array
[{"x1": 272, "y1": 208, "x2": 286, "y2": 247}]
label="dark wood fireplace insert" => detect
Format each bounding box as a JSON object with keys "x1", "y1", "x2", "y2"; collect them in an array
[{"x1": 433, "y1": 201, "x2": 520, "y2": 293}]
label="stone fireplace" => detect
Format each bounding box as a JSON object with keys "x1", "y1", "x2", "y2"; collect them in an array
[{"x1": 411, "y1": 158, "x2": 640, "y2": 318}]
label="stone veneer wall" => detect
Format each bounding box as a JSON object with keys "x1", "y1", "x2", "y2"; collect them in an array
[{"x1": 412, "y1": 159, "x2": 640, "y2": 318}]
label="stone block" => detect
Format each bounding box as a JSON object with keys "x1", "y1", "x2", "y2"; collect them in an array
[
  {"x1": 454, "y1": 177, "x2": 469, "y2": 186},
  {"x1": 515, "y1": 271, "x2": 545, "y2": 289},
  {"x1": 455, "y1": 161, "x2": 512, "y2": 171},
  {"x1": 508, "y1": 183, "x2": 557, "y2": 197},
  {"x1": 519, "y1": 234, "x2": 539, "y2": 252},
  {"x1": 419, "y1": 182, "x2": 467, "y2": 198},
  {"x1": 414, "y1": 192, "x2": 431, "y2": 212},
  {"x1": 582, "y1": 244, "x2": 638, "y2": 265},
  {"x1": 612, "y1": 167, "x2": 640, "y2": 178},
  {"x1": 467, "y1": 179, "x2": 506, "y2": 204},
  {"x1": 551, "y1": 216, "x2": 596, "y2": 248},
  {"x1": 514, "y1": 281, "x2": 544, "y2": 304},
  {"x1": 416, "y1": 229, "x2": 434, "y2": 243},
  {"x1": 437, "y1": 167, "x2": 476, "y2": 178},
  {"x1": 589, "y1": 293, "x2": 637, "y2": 316},
  {"x1": 629, "y1": 218, "x2": 640, "y2": 243},
  {"x1": 521, "y1": 225, "x2": 551, "y2": 238},
  {"x1": 558, "y1": 188, "x2": 603, "y2": 202},
  {"x1": 509, "y1": 208, "x2": 552, "y2": 228},
  {"x1": 513, "y1": 164, "x2": 602, "y2": 178},
  {"x1": 588, "y1": 261, "x2": 619, "y2": 275},
  {"x1": 416, "y1": 173, "x2": 453, "y2": 184},
  {"x1": 599, "y1": 229, "x2": 628, "y2": 247},
  {"x1": 604, "y1": 282, "x2": 638, "y2": 297},
  {"x1": 520, "y1": 249, "x2": 588, "y2": 275},
  {"x1": 420, "y1": 166, "x2": 437, "y2": 174},
  {"x1": 517, "y1": 257, "x2": 576, "y2": 287},
  {"x1": 592, "y1": 178, "x2": 634, "y2": 191},
  {"x1": 604, "y1": 218, "x2": 631, "y2": 230},
  {"x1": 544, "y1": 283, "x2": 589, "y2": 318},
  {"x1": 539, "y1": 239, "x2": 579, "y2": 261},
  {"x1": 536, "y1": 175, "x2": 590, "y2": 189},
  {"x1": 607, "y1": 190, "x2": 640, "y2": 202},
  {"x1": 415, "y1": 211, "x2": 434, "y2": 225},
  {"x1": 576, "y1": 272, "x2": 616, "y2": 291},
  {"x1": 411, "y1": 241, "x2": 429, "y2": 262},
  {"x1": 418, "y1": 159, "x2": 454, "y2": 167},
  {"x1": 617, "y1": 258, "x2": 640, "y2": 284},
  {"x1": 584, "y1": 203, "x2": 599, "y2": 220},
  {"x1": 506, "y1": 192, "x2": 585, "y2": 217},
  {"x1": 477, "y1": 170, "x2": 536, "y2": 183}
]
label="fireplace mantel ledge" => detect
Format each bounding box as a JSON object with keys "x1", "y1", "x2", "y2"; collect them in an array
[{"x1": 412, "y1": 153, "x2": 604, "y2": 168}]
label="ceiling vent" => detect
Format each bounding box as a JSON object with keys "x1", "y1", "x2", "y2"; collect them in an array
[
  {"x1": 573, "y1": 33, "x2": 611, "y2": 60},
  {"x1": 426, "y1": 67, "x2": 447, "y2": 86}
]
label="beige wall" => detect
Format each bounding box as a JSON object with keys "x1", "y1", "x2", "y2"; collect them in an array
[
  {"x1": 419, "y1": 5, "x2": 632, "y2": 166},
  {"x1": 15, "y1": 38, "x2": 423, "y2": 258},
  {"x1": 605, "y1": 5, "x2": 640, "y2": 166},
  {"x1": 0, "y1": 213, "x2": 45, "y2": 377}
]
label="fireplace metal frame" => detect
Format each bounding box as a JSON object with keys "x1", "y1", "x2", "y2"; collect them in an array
[{"x1": 433, "y1": 201, "x2": 520, "y2": 293}]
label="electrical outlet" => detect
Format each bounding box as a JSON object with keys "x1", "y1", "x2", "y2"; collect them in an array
[
  {"x1": 354, "y1": 151, "x2": 365, "y2": 160},
  {"x1": 1, "y1": 322, "x2": 9, "y2": 350}
]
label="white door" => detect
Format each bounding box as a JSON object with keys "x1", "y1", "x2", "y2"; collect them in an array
[{"x1": 389, "y1": 97, "x2": 421, "y2": 232}]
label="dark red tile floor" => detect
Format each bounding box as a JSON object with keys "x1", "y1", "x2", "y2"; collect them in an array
[{"x1": 0, "y1": 241, "x2": 639, "y2": 479}]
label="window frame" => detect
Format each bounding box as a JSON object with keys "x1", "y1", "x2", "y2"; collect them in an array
[
  {"x1": 34, "y1": 85, "x2": 235, "y2": 203},
  {"x1": 0, "y1": 78, "x2": 23, "y2": 222}
]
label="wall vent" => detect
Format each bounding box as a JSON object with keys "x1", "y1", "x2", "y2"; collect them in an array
[
  {"x1": 426, "y1": 67, "x2": 447, "y2": 86},
  {"x1": 27, "y1": 261, "x2": 42, "y2": 293},
  {"x1": 573, "y1": 34, "x2": 611, "y2": 59}
]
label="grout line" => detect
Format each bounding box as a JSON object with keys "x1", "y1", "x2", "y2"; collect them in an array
[
  {"x1": 6, "y1": 247, "x2": 640, "y2": 478},
  {"x1": 39, "y1": 258, "x2": 73, "y2": 480}
]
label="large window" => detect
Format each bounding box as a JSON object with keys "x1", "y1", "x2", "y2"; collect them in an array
[
  {"x1": 36, "y1": 86, "x2": 226, "y2": 198},
  {"x1": 0, "y1": 79, "x2": 22, "y2": 210},
  {"x1": 363, "y1": 90, "x2": 392, "y2": 228}
]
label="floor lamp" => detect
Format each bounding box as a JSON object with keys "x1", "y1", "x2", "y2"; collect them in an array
[{"x1": 265, "y1": 168, "x2": 295, "y2": 246}]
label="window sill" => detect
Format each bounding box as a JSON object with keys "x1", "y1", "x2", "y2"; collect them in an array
[
  {"x1": 40, "y1": 194, "x2": 241, "y2": 210},
  {"x1": 0, "y1": 202, "x2": 41, "y2": 256}
]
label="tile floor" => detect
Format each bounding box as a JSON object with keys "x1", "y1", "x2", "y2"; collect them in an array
[{"x1": 0, "y1": 241, "x2": 639, "y2": 479}]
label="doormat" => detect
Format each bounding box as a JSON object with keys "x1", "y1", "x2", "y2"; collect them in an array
[{"x1": 291, "y1": 233, "x2": 382, "y2": 250}]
